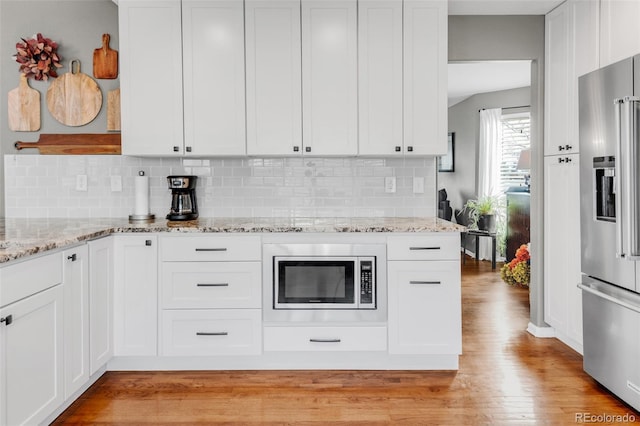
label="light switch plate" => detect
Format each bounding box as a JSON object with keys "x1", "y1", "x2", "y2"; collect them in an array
[
  {"x1": 385, "y1": 176, "x2": 396, "y2": 193},
  {"x1": 76, "y1": 175, "x2": 88, "y2": 192}
]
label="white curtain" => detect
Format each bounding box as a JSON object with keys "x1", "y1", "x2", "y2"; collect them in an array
[{"x1": 477, "y1": 108, "x2": 502, "y2": 260}]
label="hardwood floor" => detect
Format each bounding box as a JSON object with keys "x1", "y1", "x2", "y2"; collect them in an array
[{"x1": 53, "y1": 258, "x2": 638, "y2": 425}]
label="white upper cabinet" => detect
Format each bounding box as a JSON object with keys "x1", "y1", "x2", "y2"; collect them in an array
[
  {"x1": 544, "y1": 0, "x2": 599, "y2": 156},
  {"x1": 600, "y1": 0, "x2": 640, "y2": 67},
  {"x1": 544, "y1": 3, "x2": 573, "y2": 156},
  {"x1": 245, "y1": 0, "x2": 302, "y2": 156},
  {"x1": 572, "y1": 0, "x2": 599, "y2": 78},
  {"x1": 119, "y1": 0, "x2": 246, "y2": 156},
  {"x1": 119, "y1": 0, "x2": 448, "y2": 157},
  {"x1": 357, "y1": 0, "x2": 403, "y2": 156},
  {"x1": 302, "y1": 0, "x2": 358, "y2": 156},
  {"x1": 183, "y1": 0, "x2": 246, "y2": 156},
  {"x1": 403, "y1": 0, "x2": 447, "y2": 156},
  {"x1": 119, "y1": 0, "x2": 184, "y2": 156}
]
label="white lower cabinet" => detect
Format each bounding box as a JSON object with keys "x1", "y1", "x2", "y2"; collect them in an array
[
  {"x1": 159, "y1": 235, "x2": 262, "y2": 357},
  {"x1": 264, "y1": 326, "x2": 387, "y2": 351},
  {"x1": 88, "y1": 237, "x2": 114, "y2": 374},
  {"x1": 387, "y1": 234, "x2": 461, "y2": 356},
  {"x1": 113, "y1": 235, "x2": 158, "y2": 356},
  {"x1": 388, "y1": 260, "x2": 461, "y2": 354},
  {"x1": 544, "y1": 154, "x2": 583, "y2": 352},
  {"x1": 0, "y1": 252, "x2": 64, "y2": 426},
  {"x1": 63, "y1": 245, "x2": 90, "y2": 400}
]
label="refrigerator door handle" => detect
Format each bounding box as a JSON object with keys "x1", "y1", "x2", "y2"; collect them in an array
[
  {"x1": 615, "y1": 96, "x2": 640, "y2": 260},
  {"x1": 578, "y1": 282, "x2": 640, "y2": 314}
]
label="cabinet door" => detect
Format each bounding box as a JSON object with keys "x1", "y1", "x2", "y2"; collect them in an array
[
  {"x1": 388, "y1": 260, "x2": 461, "y2": 354},
  {"x1": 302, "y1": 0, "x2": 358, "y2": 156},
  {"x1": 246, "y1": 0, "x2": 302, "y2": 156},
  {"x1": 600, "y1": 0, "x2": 640, "y2": 67},
  {"x1": 113, "y1": 235, "x2": 158, "y2": 356},
  {"x1": 119, "y1": 0, "x2": 184, "y2": 156},
  {"x1": 403, "y1": 0, "x2": 447, "y2": 155},
  {"x1": 0, "y1": 286, "x2": 64, "y2": 426},
  {"x1": 545, "y1": 3, "x2": 573, "y2": 156},
  {"x1": 183, "y1": 0, "x2": 246, "y2": 156},
  {"x1": 63, "y1": 245, "x2": 90, "y2": 399},
  {"x1": 571, "y1": 0, "x2": 599, "y2": 78},
  {"x1": 89, "y1": 237, "x2": 114, "y2": 374},
  {"x1": 544, "y1": 154, "x2": 583, "y2": 352},
  {"x1": 358, "y1": 0, "x2": 403, "y2": 156}
]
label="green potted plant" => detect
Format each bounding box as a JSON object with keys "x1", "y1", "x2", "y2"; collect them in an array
[{"x1": 463, "y1": 195, "x2": 503, "y2": 233}]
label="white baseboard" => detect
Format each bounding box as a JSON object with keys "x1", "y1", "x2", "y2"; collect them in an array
[{"x1": 526, "y1": 322, "x2": 556, "y2": 338}]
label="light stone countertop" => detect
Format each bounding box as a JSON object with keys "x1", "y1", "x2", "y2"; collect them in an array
[{"x1": 0, "y1": 217, "x2": 465, "y2": 264}]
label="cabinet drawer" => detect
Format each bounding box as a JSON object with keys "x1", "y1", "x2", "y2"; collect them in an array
[
  {"x1": 161, "y1": 262, "x2": 261, "y2": 309},
  {"x1": 387, "y1": 234, "x2": 459, "y2": 261},
  {"x1": 264, "y1": 326, "x2": 387, "y2": 352},
  {"x1": 161, "y1": 309, "x2": 261, "y2": 356},
  {"x1": 0, "y1": 252, "x2": 63, "y2": 307},
  {"x1": 160, "y1": 235, "x2": 261, "y2": 262}
]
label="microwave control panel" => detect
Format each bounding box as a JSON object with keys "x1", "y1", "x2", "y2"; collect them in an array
[{"x1": 360, "y1": 260, "x2": 374, "y2": 306}]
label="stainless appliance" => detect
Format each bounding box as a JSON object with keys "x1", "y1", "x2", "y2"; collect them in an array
[
  {"x1": 263, "y1": 243, "x2": 387, "y2": 323},
  {"x1": 166, "y1": 175, "x2": 199, "y2": 221},
  {"x1": 578, "y1": 55, "x2": 640, "y2": 411}
]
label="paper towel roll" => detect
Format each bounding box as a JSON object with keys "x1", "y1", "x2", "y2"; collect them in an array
[{"x1": 133, "y1": 171, "x2": 149, "y2": 216}]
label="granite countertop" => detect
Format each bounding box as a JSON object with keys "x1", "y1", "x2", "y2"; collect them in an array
[{"x1": 0, "y1": 217, "x2": 465, "y2": 264}]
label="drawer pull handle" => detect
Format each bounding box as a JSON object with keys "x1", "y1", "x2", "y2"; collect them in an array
[
  {"x1": 67, "y1": 253, "x2": 77, "y2": 261},
  {"x1": 0, "y1": 315, "x2": 13, "y2": 326},
  {"x1": 195, "y1": 248, "x2": 227, "y2": 252},
  {"x1": 309, "y1": 338, "x2": 341, "y2": 343},
  {"x1": 409, "y1": 246, "x2": 440, "y2": 251},
  {"x1": 196, "y1": 332, "x2": 228, "y2": 336},
  {"x1": 410, "y1": 280, "x2": 441, "y2": 285},
  {"x1": 197, "y1": 283, "x2": 229, "y2": 287}
]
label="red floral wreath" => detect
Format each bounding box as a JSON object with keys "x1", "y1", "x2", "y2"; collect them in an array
[{"x1": 14, "y1": 33, "x2": 62, "y2": 81}]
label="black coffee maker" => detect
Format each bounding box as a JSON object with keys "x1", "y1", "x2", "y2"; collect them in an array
[{"x1": 166, "y1": 176, "x2": 199, "y2": 221}]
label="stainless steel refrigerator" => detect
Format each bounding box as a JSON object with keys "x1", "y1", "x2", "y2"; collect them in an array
[{"x1": 578, "y1": 55, "x2": 640, "y2": 411}]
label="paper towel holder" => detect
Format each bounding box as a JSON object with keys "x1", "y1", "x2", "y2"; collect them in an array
[{"x1": 129, "y1": 170, "x2": 156, "y2": 223}]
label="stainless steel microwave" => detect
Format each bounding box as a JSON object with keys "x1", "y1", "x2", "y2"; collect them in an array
[
  {"x1": 263, "y1": 243, "x2": 387, "y2": 323},
  {"x1": 274, "y1": 255, "x2": 376, "y2": 310}
]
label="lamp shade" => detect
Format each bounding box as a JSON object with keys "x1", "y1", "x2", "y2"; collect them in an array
[{"x1": 517, "y1": 148, "x2": 531, "y2": 171}]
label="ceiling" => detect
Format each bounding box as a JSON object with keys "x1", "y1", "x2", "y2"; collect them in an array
[{"x1": 448, "y1": 61, "x2": 531, "y2": 107}]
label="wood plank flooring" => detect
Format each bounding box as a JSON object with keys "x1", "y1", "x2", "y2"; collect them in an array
[{"x1": 53, "y1": 258, "x2": 639, "y2": 425}]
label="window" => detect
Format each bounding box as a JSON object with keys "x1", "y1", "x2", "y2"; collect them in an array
[{"x1": 499, "y1": 112, "x2": 530, "y2": 193}]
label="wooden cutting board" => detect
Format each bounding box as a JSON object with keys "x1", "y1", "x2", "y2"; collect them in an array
[
  {"x1": 14, "y1": 133, "x2": 121, "y2": 155},
  {"x1": 7, "y1": 74, "x2": 40, "y2": 131},
  {"x1": 107, "y1": 88, "x2": 121, "y2": 131},
  {"x1": 93, "y1": 34, "x2": 118, "y2": 79},
  {"x1": 46, "y1": 60, "x2": 102, "y2": 127}
]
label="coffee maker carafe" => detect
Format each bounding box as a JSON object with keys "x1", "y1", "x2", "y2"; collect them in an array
[{"x1": 166, "y1": 175, "x2": 199, "y2": 221}]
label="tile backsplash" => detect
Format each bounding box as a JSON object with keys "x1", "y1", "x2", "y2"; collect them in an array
[{"x1": 4, "y1": 155, "x2": 436, "y2": 218}]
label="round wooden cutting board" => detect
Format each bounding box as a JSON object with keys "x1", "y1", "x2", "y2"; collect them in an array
[{"x1": 46, "y1": 59, "x2": 102, "y2": 126}]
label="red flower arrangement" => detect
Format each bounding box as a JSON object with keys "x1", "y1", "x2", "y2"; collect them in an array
[
  {"x1": 501, "y1": 243, "x2": 530, "y2": 287},
  {"x1": 13, "y1": 33, "x2": 62, "y2": 81}
]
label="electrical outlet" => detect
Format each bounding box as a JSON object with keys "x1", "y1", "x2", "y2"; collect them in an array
[
  {"x1": 76, "y1": 175, "x2": 88, "y2": 192},
  {"x1": 111, "y1": 175, "x2": 122, "y2": 192},
  {"x1": 413, "y1": 177, "x2": 425, "y2": 194},
  {"x1": 385, "y1": 176, "x2": 396, "y2": 193}
]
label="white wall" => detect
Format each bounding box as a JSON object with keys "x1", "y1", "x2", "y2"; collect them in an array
[{"x1": 0, "y1": 0, "x2": 120, "y2": 217}]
